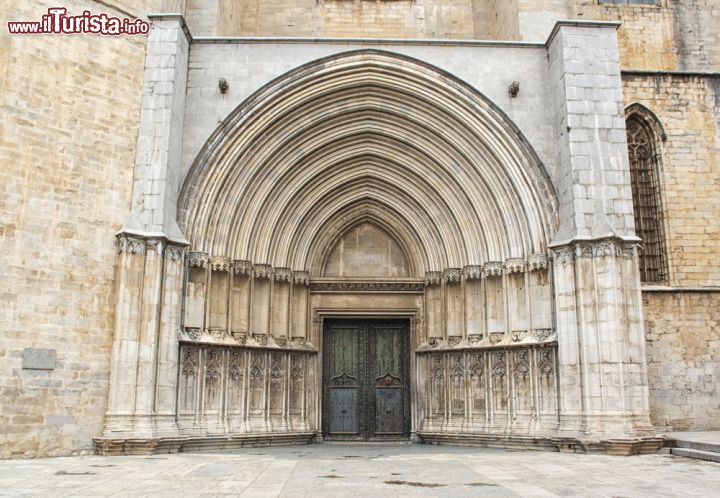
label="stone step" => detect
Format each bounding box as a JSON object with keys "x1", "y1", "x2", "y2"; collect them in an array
[
  {"x1": 672, "y1": 439, "x2": 720, "y2": 454},
  {"x1": 671, "y1": 447, "x2": 720, "y2": 463}
]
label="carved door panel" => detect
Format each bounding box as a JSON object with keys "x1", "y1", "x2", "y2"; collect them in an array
[
  {"x1": 323, "y1": 319, "x2": 410, "y2": 440},
  {"x1": 324, "y1": 320, "x2": 365, "y2": 439}
]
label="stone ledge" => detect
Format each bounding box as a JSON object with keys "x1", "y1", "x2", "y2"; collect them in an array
[
  {"x1": 93, "y1": 432, "x2": 317, "y2": 456},
  {"x1": 417, "y1": 432, "x2": 663, "y2": 455}
]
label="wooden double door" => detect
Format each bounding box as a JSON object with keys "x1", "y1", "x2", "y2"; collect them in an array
[{"x1": 322, "y1": 319, "x2": 411, "y2": 440}]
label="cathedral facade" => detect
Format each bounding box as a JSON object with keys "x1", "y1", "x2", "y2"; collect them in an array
[{"x1": 1, "y1": 0, "x2": 718, "y2": 458}]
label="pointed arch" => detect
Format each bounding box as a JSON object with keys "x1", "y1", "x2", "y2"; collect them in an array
[
  {"x1": 625, "y1": 103, "x2": 669, "y2": 283},
  {"x1": 178, "y1": 50, "x2": 558, "y2": 274}
]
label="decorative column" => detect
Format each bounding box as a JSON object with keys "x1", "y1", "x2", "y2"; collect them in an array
[
  {"x1": 547, "y1": 21, "x2": 659, "y2": 454},
  {"x1": 291, "y1": 271, "x2": 310, "y2": 344},
  {"x1": 424, "y1": 271, "x2": 443, "y2": 344},
  {"x1": 95, "y1": 15, "x2": 192, "y2": 455}
]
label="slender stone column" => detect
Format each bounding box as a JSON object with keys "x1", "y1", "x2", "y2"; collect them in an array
[{"x1": 547, "y1": 21, "x2": 658, "y2": 453}]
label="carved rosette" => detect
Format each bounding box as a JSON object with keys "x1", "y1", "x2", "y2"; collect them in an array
[
  {"x1": 428, "y1": 337, "x2": 441, "y2": 348},
  {"x1": 253, "y1": 264, "x2": 273, "y2": 279},
  {"x1": 274, "y1": 267, "x2": 292, "y2": 283},
  {"x1": 443, "y1": 268, "x2": 462, "y2": 283},
  {"x1": 468, "y1": 334, "x2": 482, "y2": 346},
  {"x1": 463, "y1": 265, "x2": 482, "y2": 281},
  {"x1": 527, "y1": 253, "x2": 548, "y2": 271},
  {"x1": 448, "y1": 336, "x2": 462, "y2": 347},
  {"x1": 482, "y1": 261, "x2": 503, "y2": 277},
  {"x1": 505, "y1": 258, "x2": 526, "y2": 274},
  {"x1": 117, "y1": 234, "x2": 146, "y2": 255},
  {"x1": 253, "y1": 333, "x2": 268, "y2": 346},
  {"x1": 424, "y1": 271, "x2": 442, "y2": 287},
  {"x1": 232, "y1": 259, "x2": 252, "y2": 276},
  {"x1": 293, "y1": 270, "x2": 310, "y2": 286},
  {"x1": 187, "y1": 251, "x2": 209, "y2": 269},
  {"x1": 210, "y1": 256, "x2": 230, "y2": 272}
]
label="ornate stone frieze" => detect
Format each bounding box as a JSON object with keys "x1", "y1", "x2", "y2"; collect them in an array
[
  {"x1": 482, "y1": 261, "x2": 504, "y2": 277},
  {"x1": 535, "y1": 328, "x2": 553, "y2": 341},
  {"x1": 310, "y1": 281, "x2": 424, "y2": 293},
  {"x1": 448, "y1": 336, "x2": 462, "y2": 347},
  {"x1": 185, "y1": 327, "x2": 200, "y2": 340},
  {"x1": 505, "y1": 258, "x2": 526, "y2": 274},
  {"x1": 443, "y1": 268, "x2": 462, "y2": 283},
  {"x1": 166, "y1": 244, "x2": 184, "y2": 261},
  {"x1": 187, "y1": 251, "x2": 209, "y2": 269},
  {"x1": 511, "y1": 330, "x2": 528, "y2": 342},
  {"x1": 252, "y1": 334, "x2": 268, "y2": 346},
  {"x1": 428, "y1": 337, "x2": 441, "y2": 348},
  {"x1": 575, "y1": 243, "x2": 594, "y2": 259},
  {"x1": 293, "y1": 271, "x2": 310, "y2": 286},
  {"x1": 527, "y1": 253, "x2": 548, "y2": 271},
  {"x1": 424, "y1": 271, "x2": 442, "y2": 287},
  {"x1": 274, "y1": 267, "x2": 292, "y2": 283},
  {"x1": 489, "y1": 332, "x2": 504, "y2": 345},
  {"x1": 463, "y1": 265, "x2": 483, "y2": 281},
  {"x1": 468, "y1": 334, "x2": 482, "y2": 346},
  {"x1": 253, "y1": 264, "x2": 273, "y2": 279},
  {"x1": 552, "y1": 246, "x2": 573, "y2": 266},
  {"x1": 593, "y1": 240, "x2": 617, "y2": 258},
  {"x1": 620, "y1": 243, "x2": 636, "y2": 259},
  {"x1": 207, "y1": 328, "x2": 225, "y2": 340},
  {"x1": 210, "y1": 256, "x2": 230, "y2": 272},
  {"x1": 231, "y1": 331, "x2": 247, "y2": 345},
  {"x1": 272, "y1": 335, "x2": 288, "y2": 347},
  {"x1": 117, "y1": 234, "x2": 146, "y2": 255},
  {"x1": 232, "y1": 259, "x2": 252, "y2": 276}
]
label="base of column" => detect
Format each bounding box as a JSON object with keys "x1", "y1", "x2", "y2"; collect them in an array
[{"x1": 93, "y1": 431, "x2": 318, "y2": 456}]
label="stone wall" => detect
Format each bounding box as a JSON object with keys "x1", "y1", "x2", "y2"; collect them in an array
[
  {"x1": 0, "y1": 0, "x2": 178, "y2": 458},
  {"x1": 622, "y1": 74, "x2": 720, "y2": 287},
  {"x1": 644, "y1": 291, "x2": 720, "y2": 431}
]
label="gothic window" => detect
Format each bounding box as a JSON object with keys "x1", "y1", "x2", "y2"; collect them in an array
[{"x1": 625, "y1": 109, "x2": 668, "y2": 283}]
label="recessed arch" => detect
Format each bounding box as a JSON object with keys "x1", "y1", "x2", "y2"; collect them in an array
[{"x1": 179, "y1": 50, "x2": 559, "y2": 272}]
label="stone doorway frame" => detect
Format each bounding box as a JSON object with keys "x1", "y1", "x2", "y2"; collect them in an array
[{"x1": 312, "y1": 307, "x2": 420, "y2": 441}]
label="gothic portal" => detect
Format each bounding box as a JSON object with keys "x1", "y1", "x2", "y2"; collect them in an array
[{"x1": 94, "y1": 18, "x2": 662, "y2": 456}]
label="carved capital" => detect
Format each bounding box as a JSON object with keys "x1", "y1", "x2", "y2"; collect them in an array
[
  {"x1": 232, "y1": 259, "x2": 252, "y2": 276},
  {"x1": 527, "y1": 253, "x2": 548, "y2": 271},
  {"x1": 463, "y1": 265, "x2": 483, "y2": 281},
  {"x1": 482, "y1": 261, "x2": 504, "y2": 277},
  {"x1": 551, "y1": 246, "x2": 573, "y2": 266},
  {"x1": 620, "y1": 243, "x2": 637, "y2": 259},
  {"x1": 253, "y1": 264, "x2": 273, "y2": 279},
  {"x1": 187, "y1": 251, "x2": 209, "y2": 269},
  {"x1": 504, "y1": 258, "x2": 526, "y2": 274},
  {"x1": 575, "y1": 243, "x2": 594, "y2": 259},
  {"x1": 593, "y1": 240, "x2": 618, "y2": 258},
  {"x1": 117, "y1": 234, "x2": 146, "y2": 255},
  {"x1": 166, "y1": 244, "x2": 184, "y2": 261},
  {"x1": 210, "y1": 256, "x2": 230, "y2": 272},
  {"x1": 424, "y1": 271, "x2": 442, "y2": 287},
  {"x1": 292, "y1": 270, "x2": 310, "y2": 286},
  {"x1": 443, "y1": 268, "x2": 462, "y2": 283},
  {"x1": 274, "y1": 267, "x2": 292, "y2": 283}
]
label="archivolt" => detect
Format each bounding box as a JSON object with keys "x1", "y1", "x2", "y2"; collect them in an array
[{"x1": 179, "y1": 50, "x2": 558, "y2": 276}]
